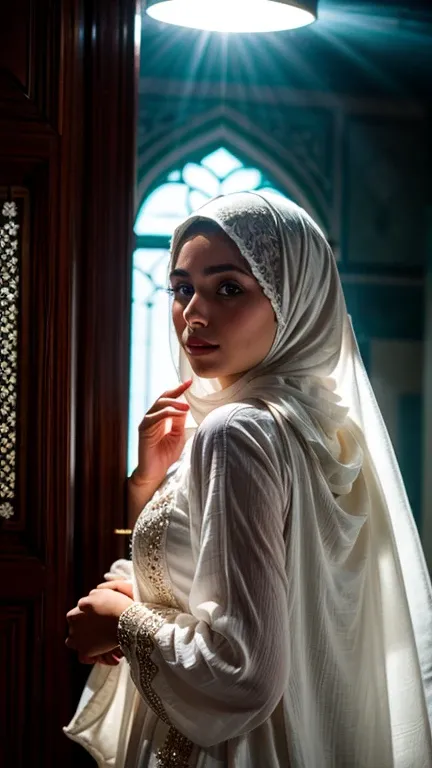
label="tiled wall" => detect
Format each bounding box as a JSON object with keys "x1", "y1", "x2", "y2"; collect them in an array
[
  {"x1": 369, "y1": 339, "x2": 423, "y2": 526},
  {"x1": 342, "y1": 281, "x2": 424, "y2": 524}
]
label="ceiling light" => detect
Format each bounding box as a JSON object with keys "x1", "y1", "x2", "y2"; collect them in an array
[{"x1": 146, "y1": 0, "x2": 318, "y2": 34}]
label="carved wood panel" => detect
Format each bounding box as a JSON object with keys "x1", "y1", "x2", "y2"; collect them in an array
[
  {"x1": 0, "y1": 0, "x2": 61, "y2": 128},
  {"x1": 0, "y1": 1, "x2": 137, "y2": 765},
  {"x1": 0, "y1": 602, "x2": 41, "y2": 766},
  {"x1": 0, "y1": 0, "x2": 32, "y2": 96},
  {"x1": 0, "y1": 2, "x2": 77, "y2": 766},
  {"x1": 0, "y1": 140, "x2": 73, "y2": 765}
]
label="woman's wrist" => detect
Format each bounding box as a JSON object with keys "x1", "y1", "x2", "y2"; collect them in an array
[
  {"x1": 129, "y1": 468, "x2": 154, "y2": 488},
  {"x1": 127, "y1": 473, "x2": 159, "y2": 526}
]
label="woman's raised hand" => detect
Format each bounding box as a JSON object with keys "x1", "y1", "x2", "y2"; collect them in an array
[{"x1": 128, "y1": 379, "x2": 192, "y2": 513}]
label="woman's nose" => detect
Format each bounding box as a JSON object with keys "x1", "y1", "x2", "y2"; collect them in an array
[{"x1": 183, "y1": 293, "x2": 209, "y2": 326}]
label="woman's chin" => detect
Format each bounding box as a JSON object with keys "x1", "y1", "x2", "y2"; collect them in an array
[
  {"x1": 188, "y1": 362, "x2": 221, "y2": 379},
  {"x1": 187, "y1": 358, "x2": 227, "y2": 380},
  {"x1": 185, "y1": 353, "x2": 244, "y2": 386}
]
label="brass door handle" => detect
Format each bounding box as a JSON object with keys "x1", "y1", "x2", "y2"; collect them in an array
[{"x1": 114, "y1": 528, "x2": 132, "y2": 535}]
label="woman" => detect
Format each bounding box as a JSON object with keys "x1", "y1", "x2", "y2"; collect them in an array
[{"x1": 65, "y1": 192, "x2": 432, "y2": 767}]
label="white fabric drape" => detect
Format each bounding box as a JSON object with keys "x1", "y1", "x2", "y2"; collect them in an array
[{"x1": 169, "y1": 192, "x2": 432, "y2": 764}]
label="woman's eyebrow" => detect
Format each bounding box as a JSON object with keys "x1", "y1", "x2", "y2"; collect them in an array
[{"x1": 170, "y1": 263, "x2": 250, "y2": 279}]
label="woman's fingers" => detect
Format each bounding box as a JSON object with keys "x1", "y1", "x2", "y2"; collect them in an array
[
  {"x1": 162, "y1": 380, "x2": 192, "y2": 399},
  {"x1": 96, "y1": 581, "x2": 120, "y2": 590},
  {"x1": 145, "y1": 398, "x2": 189, "y2": 416},
  {"x1": 128, "y1": 380, "x2": 192, "y2": 499},
  {"x1": 145, "y1": 380, "x2": 192, "y2": 414},
  {"x1": 96, "y1": 580, "x2": 133, "y2": 598},
  {"x1": 100, "y1": 652, "x2": 120, "y2": 666},
  {"x1": 78, "y1": 649, "x2": 122, "y2": 665},
  {"x1": 141, "y1": 407, "x2": 188, "y2": 428},
  {"x1": 158, "y1": 398, "x2": 190, "y2": 409}
]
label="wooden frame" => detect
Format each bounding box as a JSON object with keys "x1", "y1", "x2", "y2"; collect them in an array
[{"x1": 0, "y1": 1, "x2": 138, "y2": 764}]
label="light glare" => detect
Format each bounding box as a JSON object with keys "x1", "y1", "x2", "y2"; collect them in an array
[
  {"x1": 135, "y1": 12, "x2": 142, "y2": 47},
  {"x1": 147, "y1": 0, "x2": 316, "y2": 33}
]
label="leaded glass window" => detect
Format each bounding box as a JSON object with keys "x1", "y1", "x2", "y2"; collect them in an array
[{"x1": 128, "y1": 147, "x2": 290, "y2": 473}]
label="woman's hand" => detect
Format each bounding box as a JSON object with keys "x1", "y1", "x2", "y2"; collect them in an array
[
  {"x1": 75, "y1": 583, "x2": 133, "y2": 665},
  {"x1": 79, "y1": 648, "x2": 124, "y2": 666},
  {"x1": 129, "y1": 379, "x2": 192, "y2": 513},
  {"x1": 96, "y1": 579, "x2": 134, "y2": 599},
  {"x1": 66, "y1": 588, "x2": 134, "y2": 658}
]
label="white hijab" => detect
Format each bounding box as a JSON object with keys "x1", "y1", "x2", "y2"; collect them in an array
[{"x1": 170, "y1": 192, "x2": 432, "y2": 763}]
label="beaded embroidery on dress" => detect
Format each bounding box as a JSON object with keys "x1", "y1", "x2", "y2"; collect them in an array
[
  {"x1": 132, "y1": 480, "x2": 181, "y2": 608},
  {"x1": 122, "y1": 473, "x2": 195, "y2": 767}
]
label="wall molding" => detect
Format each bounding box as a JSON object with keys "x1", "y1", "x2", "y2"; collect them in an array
[{"x1": 139, "y1": 77, "x2": 425, "y2": 117}]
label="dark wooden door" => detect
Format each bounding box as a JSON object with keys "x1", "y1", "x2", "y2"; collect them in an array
[{"x1": 0, "y1": 1, "x2": 137, "y2": 764}]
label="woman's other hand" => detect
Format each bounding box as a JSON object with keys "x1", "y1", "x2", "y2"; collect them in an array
[
  {"x1": 128, "y1": 379, "x2": 192, "y2": 516},
  {"x1": 66, "y1": 588, "x2": 133, "y2": 657},
  {"x1": 96, "y1": 579, "x2": 134, "y2": 599},
  {"x1": 73, "y1": 581, "x2": 133, "y2": 664},
  {"x1": 79, "y1": 648, "x2": 124, "y2": 666}
]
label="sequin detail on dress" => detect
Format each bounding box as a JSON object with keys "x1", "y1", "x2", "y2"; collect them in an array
[
  {"x1": 156, "y1": 727, "x2": 194, "y2": 768},
  {"x1": 118, "y1": 604, "x2": 171, "y2": 722},
  {"x1": 132, "y1": 486, "x2": 180, "y2": 606},
  {"x1": 118, "y1": 603, "x2": 194, "y2": 767},
  {"x1": 120, "y1": 486, "x2": 194, "y2": 766}
]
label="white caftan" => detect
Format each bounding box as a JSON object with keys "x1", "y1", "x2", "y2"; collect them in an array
[{"x1": 65, "y1": 399, "x2": 413, "y2": 767}]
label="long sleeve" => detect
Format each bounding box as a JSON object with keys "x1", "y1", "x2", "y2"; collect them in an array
[{"x1": 118, "y1": 403, "x2": 291, "y2": 748}]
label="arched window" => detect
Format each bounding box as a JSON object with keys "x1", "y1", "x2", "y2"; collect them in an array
[{"x1": 128, "y1": 146, "x2": 291, "y2": 472}]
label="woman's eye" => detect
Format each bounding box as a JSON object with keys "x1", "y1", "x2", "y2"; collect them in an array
[
  {"x1": 218, "y1": 282, "x2": 243, "y2": 297},
  {"x1": 168, "y1": 284, "x2": 193, "y2": 298},
  {"x1": 167, "y1": 282, "x2": 243, "y2": 299}
]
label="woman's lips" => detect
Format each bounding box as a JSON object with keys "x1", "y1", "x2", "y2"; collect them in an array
[{"x1": 185, "y1": 344, "x2": 220, "y2": 357}]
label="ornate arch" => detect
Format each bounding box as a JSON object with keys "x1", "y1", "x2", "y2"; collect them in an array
[{"x1": 136, "y1": 106, "x2": 329, "y2": 231}]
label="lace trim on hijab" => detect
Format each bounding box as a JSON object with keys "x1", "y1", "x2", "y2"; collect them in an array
[{"x1": 170, "y1": 201, "x2": 285, "y2": 332}]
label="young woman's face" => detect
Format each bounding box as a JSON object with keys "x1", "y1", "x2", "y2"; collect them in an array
[{"x1": 171, "y1": 229, "x2": 278, "y2": 388}]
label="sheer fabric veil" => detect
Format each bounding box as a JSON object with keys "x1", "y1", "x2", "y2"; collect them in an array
[{"x1": 169, "y1": 191, "x2": 432, "y2": 764}]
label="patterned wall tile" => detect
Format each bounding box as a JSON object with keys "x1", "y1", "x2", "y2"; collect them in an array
[
  {"x1": 398, "y1": 394, "x2": 422, "y2": 527},
  {"x1": 344, "y1": 120, "x2": 426, "y2": 268},
  {"x1": 369, "y1": 340, "x2": 423, "y2": 525},
  {"x1": 343, "y1": 281, "x2": 423, "y2": 341}
]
